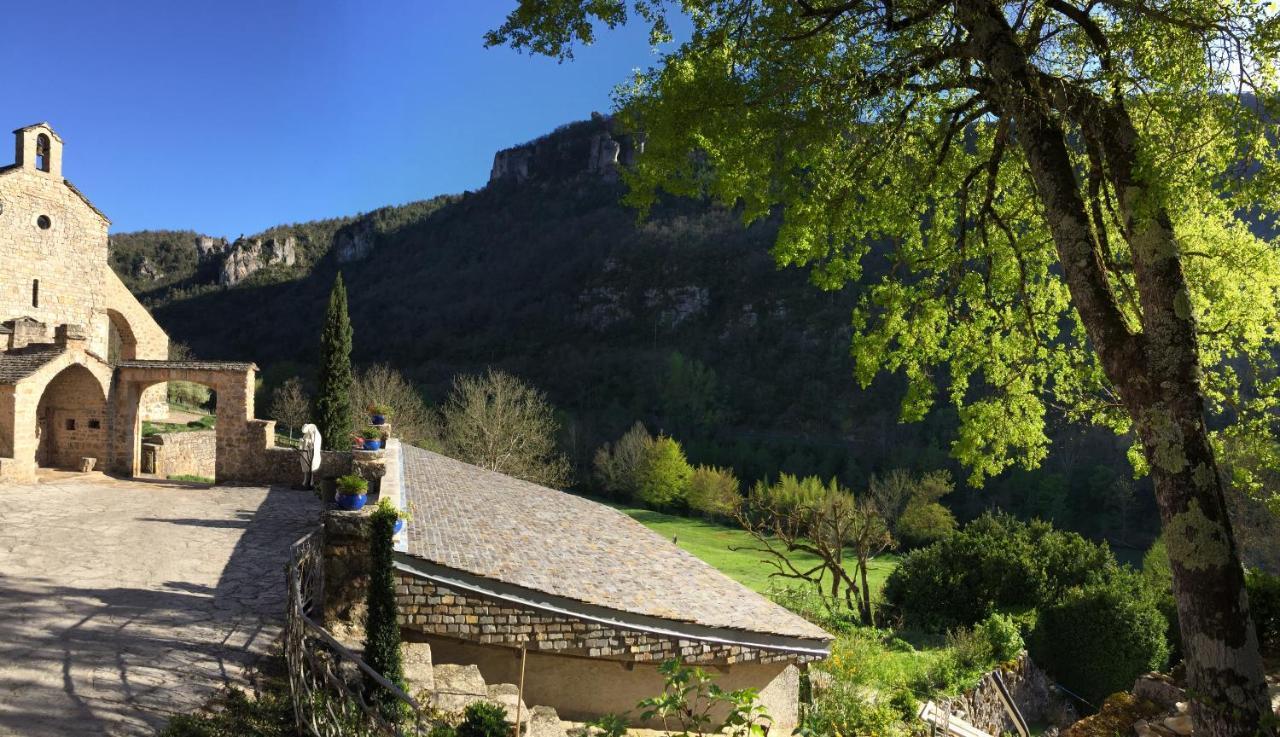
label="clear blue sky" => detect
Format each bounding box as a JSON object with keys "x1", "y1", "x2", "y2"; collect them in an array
[{"x1": 0, "y1": 1, "x2": 678, "y2": 236}]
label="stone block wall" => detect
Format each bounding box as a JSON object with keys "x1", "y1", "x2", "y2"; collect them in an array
[
  {"x1": 141, "y1": 430, "x2": 215, "y2": 478},
  {"x1": 395, "y1": 575, "x2": 806, "y2": 666}
]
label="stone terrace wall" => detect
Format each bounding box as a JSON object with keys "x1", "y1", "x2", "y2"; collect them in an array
[
  {"x1": 952, "y1": 654, "x2": 1078, "y2": 735},
  {"x1": 395, "y1": 575, "x2": 809, "y2": 666},
  {"x1": 142, "y1": 430, "x2": 215, "y2": 479}
]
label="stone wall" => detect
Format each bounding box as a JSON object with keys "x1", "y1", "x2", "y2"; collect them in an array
[
  {"x1": 141, "y1": 430, "x2": 216, "y2": 479},
  {"x1": 395, "y1": 575, "x2": 806, "y2": 667},
  {"x1": 951, "y1": 654, "x2": 1078, "y2": 735}
]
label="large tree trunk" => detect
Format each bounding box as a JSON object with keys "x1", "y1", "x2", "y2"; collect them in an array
[{"x1": 956, "y1": 2, "x2": 1273, "y2": 734}]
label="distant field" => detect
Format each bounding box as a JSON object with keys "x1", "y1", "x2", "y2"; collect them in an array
[{"x1": 611, "y1": 504, "x2": 900, "y2": 597}]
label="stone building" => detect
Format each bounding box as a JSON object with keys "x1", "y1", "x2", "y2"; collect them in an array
[
  {"x1": 393, "y1": 445, "x2": 832, "y2": 731},
  {"x1": 0, "y1": 123, "x2": 298, "y2": 485}
]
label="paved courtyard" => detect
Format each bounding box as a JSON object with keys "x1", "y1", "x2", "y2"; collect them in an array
[{"x1": 0, "y1": 472, "x2": 322, "y2": 736}]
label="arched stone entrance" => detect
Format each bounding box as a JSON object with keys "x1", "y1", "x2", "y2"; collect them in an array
[
  {"x1": 35, "y1": 364, "x2": 109, "y2": 470},
  {"x1": 112, "y1": 360, "x2": 272, "y2": 483}
]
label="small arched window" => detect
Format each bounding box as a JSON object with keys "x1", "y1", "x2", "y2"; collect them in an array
[
  {"x1": 35, "y1": 134, "x2": 50, "y2": 172},
  {"x1": 31, "y1": 279, "x2": 39, "y2": 308}
]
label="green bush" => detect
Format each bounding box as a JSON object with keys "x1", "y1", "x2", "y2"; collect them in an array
[
  {"x1": 1029, "y1": 570, "x2": 1169, "y2": 705},
  {"x1": 883, "y1": 512, "x2": 1115, "y2": 631},
  {"x1": 686, "y1": 464, "x2": 740, "y2": 520},
  {"x1": 457, "y1": 702, "x2": 511, "y2": 737},
  {"x1": 801, "y1": 681, "x2": 910, "y2": 737},
  {"x1": 634, "y1": 435, "x2": 693, "y2": 510},
  {"x1": 1141, "y1": 536, "x2": 1182, "y2": 664},
  {"x1": 364, "y1": 499, "x2": 407, "y2": 722},
  {"x1": 977, "y1": 612, "x2": 1024, "y2": 662},
  {"x1": 894, "y1": 500, "x2": 957, "y2": 549},
  {"x1": 427, "y1": 725, "x2": 457, "y2": 737},
  {"x1": 1247, "y1": 569, "x2": 1280, "y2": 655}
]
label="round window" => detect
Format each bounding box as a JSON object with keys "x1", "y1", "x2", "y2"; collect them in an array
[{"x1": 36, "y1": 215, "x2": 51, "y2": 230}]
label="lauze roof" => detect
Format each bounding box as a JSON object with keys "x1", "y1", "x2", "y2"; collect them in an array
[{"x1": 399, "y1": 445, "x2": 831, "y2": 646}]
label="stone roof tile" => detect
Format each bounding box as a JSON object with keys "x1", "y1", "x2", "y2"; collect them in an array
[
  {"x1": 0, "y1": 346, "x2": 65, "y2": 384},
  {"x1": 400, "y1": 445, "x2": 831, "y2": 642}
]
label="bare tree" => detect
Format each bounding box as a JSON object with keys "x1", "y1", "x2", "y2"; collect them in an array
[
  {"x1": 351, "y1": 364, "x2": 437, "y2": 448},
  {"x1": 440, "y1": 368, "x2": 570, "y2": 488},
  {"x1": 734, "y1": 475, "x2": 892, "y2": 625},
  {"x1": 270, "y1": 377, "x2": 310, "y2": 441}
]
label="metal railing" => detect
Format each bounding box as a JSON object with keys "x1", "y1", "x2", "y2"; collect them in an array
[{"x1": 284, "y1": 529, "x2": 441, "y2": 736}]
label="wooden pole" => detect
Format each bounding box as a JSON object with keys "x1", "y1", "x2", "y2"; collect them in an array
[{"x1": 515, "y1": 646, "x2": 527, "y2": 736}]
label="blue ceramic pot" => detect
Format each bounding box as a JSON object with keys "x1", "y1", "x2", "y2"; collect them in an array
[
  {"x1": 371, "y1": 414, "x2": 386, "y2": 426},
  {"x1": 393, "y1": 518, "x2": 404, "y2": 535},
  {"x1": 363, "y1": 439, "x2": 383, "y2": 451},
  {"x1": 336, "y1": 492, "x2": 367, "y2": 511}
]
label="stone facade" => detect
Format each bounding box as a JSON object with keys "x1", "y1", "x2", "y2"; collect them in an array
[
  {"x1": 141, "y1": 430, "x2": 216, "y2": 479},
  {"x1": 0, "y1": 123, "x2": 304, "y2": 487}
]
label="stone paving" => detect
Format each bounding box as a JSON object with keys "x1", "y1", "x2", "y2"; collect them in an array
[{"x1": 0, "y1": 472, "x2": 322, "y2": 736}]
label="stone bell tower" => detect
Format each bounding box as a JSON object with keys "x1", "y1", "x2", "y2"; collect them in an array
[{"x1": 13, "y1": 123, "x2": 63, "y2": 179}]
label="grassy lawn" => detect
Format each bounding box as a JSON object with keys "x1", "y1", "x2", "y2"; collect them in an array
[{"x1": 613, "y1": 504, "x2": 900, "y2": 597}]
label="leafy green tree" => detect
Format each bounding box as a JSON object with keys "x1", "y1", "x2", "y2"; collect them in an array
[
  {"x1": 364, "y1": 500, "x2": 407, "y2": 723},
  {"x1": 894, "y1": 499, "x2": 957, "y2": 549},
  {"x1": 658, "y1": 351, "x2": 723, "y2": 436},
  {"x1": 490, "y1": 2, "x2": 1280, "y2": 729},
  {"x1": 315, "y1": 274, "x2": 353, "y2": 451},
  {"x1": 686, "y1": 464, "x2": 741, "y2": 520},
  {"x1": 636, "y1": 434, "x2": 693, "y2": 509}
]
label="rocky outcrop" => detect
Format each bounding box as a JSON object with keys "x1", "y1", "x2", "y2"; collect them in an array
[
  {"x1": 218, "y1": 234, "x2": 298, "y2": 285},
  {"x1": 335, "y1": 221, "x2": 376, "y2": 263},
  {"x1": 195, "y1": 235, "x2": 228, "y2": 261},
  {"x1": 489, "y1": 114, "x2": 643, "y2": 185},
  {"x1": 136, "y1": 257, "x2": 164, "y2": 282}
]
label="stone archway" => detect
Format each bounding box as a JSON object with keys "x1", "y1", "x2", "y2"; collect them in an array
[
  {"x1": 35, "y1": 364, "x2": 109, "y2": 470},
  {"x1": 105, "y1": 309, "x2": 138, "y2": 363}
]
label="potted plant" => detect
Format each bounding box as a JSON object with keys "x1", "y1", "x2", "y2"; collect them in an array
[
  {"x1": 368, "y1": 403, "x2": 392, "y2": 426},
  {"x1": 361, "y1": 426, "x2": 384, "y2": 451},
  {"x1": 335, "y1": 474, "x2": 368, "y2": 511}
]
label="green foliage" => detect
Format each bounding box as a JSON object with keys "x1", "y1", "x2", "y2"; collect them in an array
[
  {"x1": 456, "y1": 702, "x2": 511, "y2": 737},
  {"x1": 685, "y1": 464, "x2": 740, "y2": 521},
  {"x1": 1246, "y1": 569, "x2": 1280, "y2": 655},
  {"x1": 635, "y1": 435, "x2": 692, "y2": 510},
  {"x1": 658, "y1": 352, "x2": 724, "y2": 436},
  {"x1": 351, "y1": 364, "x2": 436, "y2": 448},
  {"x1": 159, "y1": 686, "x2": 294, "y2": 737},
  {"x1": 1141, "y1": 536, "x2": 1183, "y2": 664},
  {"x1": 361, "y1": 426, "x2": 383, "y2": 441},
  {"x1": 316, "y1": 274, "x2": 354, "y2": 451},
  {"x1": 336, "y1": 475, "x2": 368, "y2": 496},
  {"x1": 1029, "y1": 570, "x2": 1170, "y2": 706},
  {"x1": 168, "y1": 474, "x2": 215, "y2": 484},
  {"x1": 884, "y1": 513, "x2": 1115, "y2": 631},
  {"x1": 894, "y1": 500, "x2": 957, "y2": 549},
  {"x1": 593, "y1": 422, "x2": 653, "y2": 500},
  {"x1": 638, "y1": 659, "x2": 771, "y2": 737},
  {"x1": 427, "y1": 726, "x2": 457, "y2": 737},
  {"x1": 364, "y1": 499, "x2": 407, "y2": 723},
  {"x1": 168, "y1": 381, "x2": 213, "y2": 410},
  {"x1": 977, "y1": 612, "x2": 1024, "y2": 662},
  {"x1": 586, "y1": 713, "x2": 630, "y2": 737}
]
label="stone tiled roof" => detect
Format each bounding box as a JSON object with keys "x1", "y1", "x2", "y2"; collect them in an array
[
  {"x1": 400, "y1": 445, "x2": 831, "y2": 642},
  {"x1": 116, "y1": 359, "x2": 258, "y2": 372},
  {"x1": 0, "y1": 346, "x2": 64, "y2": 385}
]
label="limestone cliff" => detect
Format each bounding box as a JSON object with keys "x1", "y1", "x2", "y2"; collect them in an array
[
  {"x1": 218, "y1": 235, "x2": 298, "y2": 286},
  {"x1": 489, "y1": 114, "x2": 643, "y2": 186}
]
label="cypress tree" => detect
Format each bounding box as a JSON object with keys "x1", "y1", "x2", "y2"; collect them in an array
[
  {"x1": 315, "y1": 273, "x2": 353, "y2": 451},
  {"x1": 364, "y1": 500, "x2": 407, "y2": 722}
]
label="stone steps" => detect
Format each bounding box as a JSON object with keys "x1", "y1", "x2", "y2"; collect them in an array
[{"x1": 402, "y1": 642, "x2": 569, "y2": 736}]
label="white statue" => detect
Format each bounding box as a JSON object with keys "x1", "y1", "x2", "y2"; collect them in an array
[{"x1": 297, "y1": 423, "x2": 322, "y2": 489}]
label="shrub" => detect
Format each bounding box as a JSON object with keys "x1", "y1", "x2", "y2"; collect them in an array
[
  {"x1": 593, "y1": 422, "x2": 652, "y2": 500},
  {"x1": 977, "y1": 612, "x2": 1024, "y2": 662},
  {"x1": 456, "y1": 702, "x2": 511, "y2": 737},
  {"x1": 361, "y1": 426, "x2": 383, "y2": 441},
  {"x1": 802, "y1": 681, "x2": 910, "y2": 737},
  {"x1": 883, "y1": 512, "x2": 1115, "y2": 631},
  {"x1": 894, "y1": 500, "x2": 957, "y2": 549},
  {"x1": 427, "y1": 726, "x2": 457, "y2": 737},
  {"x1": 686, "y1": 464, "x2": 740, "y2": 520},
  {"x1": 634, "y1": 435, "x2": 692, "y2": 510},
  {"x1": 1029, "y1": 570, "x2": 1169, "y2": 705},
  {"x1": 364, "y1": 499, "x2": 408, "y2": 722},
  {"x1": 336, "y1": 475, "x2": 368, "y2": 496},
  {"x1": 1141, "y1": 536, "x2": 1182, "y2": 664},
  {"x1": 1247, "y1": 569, "x2": 1280, "y2": 655}
]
